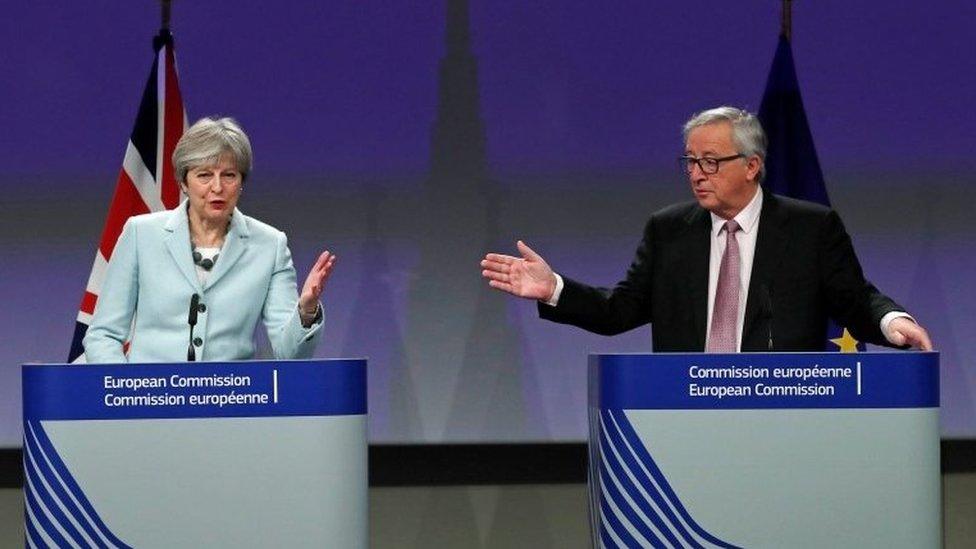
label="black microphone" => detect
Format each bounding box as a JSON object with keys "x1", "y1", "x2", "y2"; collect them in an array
[
  {"x1": 761, "y1": 283, "x2": 774, "y2": 351},
  {"x1": 187, "y1": 293, "x2": 199, "y2": 361}
]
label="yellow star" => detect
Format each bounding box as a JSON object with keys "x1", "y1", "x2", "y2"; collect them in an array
[{"x1": 830, "y1": 328, "x2": 860, "y2": 353}]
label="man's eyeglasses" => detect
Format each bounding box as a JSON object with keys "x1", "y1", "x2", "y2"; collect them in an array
[{"x1": 679, "y1": 154, "x2": 744, "y2": 175}]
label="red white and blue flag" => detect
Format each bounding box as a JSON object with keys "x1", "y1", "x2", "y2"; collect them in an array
[{"x1": 68, "y1": 30, "x2": 187, "y2": 362}]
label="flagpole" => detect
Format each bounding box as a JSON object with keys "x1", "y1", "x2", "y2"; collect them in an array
[
  {"x1": 157, "y1": 0, "x2": 173, "y2": 48},
  {"x1": 781, "y1": 0, "x2": 792, "y2": 40},
  {"x1": 161, "y1": 0, "x2": 172, "y2": 31}
]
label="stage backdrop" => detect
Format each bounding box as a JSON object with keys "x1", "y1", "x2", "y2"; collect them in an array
[{"x1": 1, "y1": 1, "x2": 973, "y2": 445}]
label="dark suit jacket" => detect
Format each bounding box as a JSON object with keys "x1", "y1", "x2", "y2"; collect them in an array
[{"x1": 539, "y1": 191, "x2": 904, "y2": 351}]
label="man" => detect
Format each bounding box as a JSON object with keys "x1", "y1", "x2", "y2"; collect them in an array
[{"x1": 480, "y1": 106, "x2": 931, "y2": 352}]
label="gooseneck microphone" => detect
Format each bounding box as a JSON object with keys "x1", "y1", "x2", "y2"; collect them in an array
[
  {"x1": 761, "y1": 283, "x2": 774, "y2": 351},
  {"x1": 187, "y1": 293, "x2": 200, "y2": 361}
]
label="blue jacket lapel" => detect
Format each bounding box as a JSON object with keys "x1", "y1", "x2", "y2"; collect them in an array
[
  {"x1": 163, "y1": 202, "x2": 203, "y2": 293},
  {"x1": 203, "y1": 208, "x2": 250, "y2": 291}
]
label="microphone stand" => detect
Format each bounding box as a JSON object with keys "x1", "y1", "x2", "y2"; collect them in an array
[{"x1": 187, "y1": 293, "x2": 199, "y2": 361}]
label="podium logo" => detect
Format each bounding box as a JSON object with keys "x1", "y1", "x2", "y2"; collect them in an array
[
  {"x1": 23, "y1": 421, "x2": 132, "y2": 548},
  {"x1": 597, "y1": 409, "x2": 742, "y2": 548}
]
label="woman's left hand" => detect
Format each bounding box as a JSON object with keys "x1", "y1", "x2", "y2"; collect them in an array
[{"x1": 299, "y1": 250, "x2": 336, "y2": 317}]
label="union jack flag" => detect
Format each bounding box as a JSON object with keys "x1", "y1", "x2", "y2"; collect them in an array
[{"x1": 68, "y1": 29, "x2": 187, "y2": 362}]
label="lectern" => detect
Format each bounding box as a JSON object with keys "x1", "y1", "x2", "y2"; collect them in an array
[
  {"x1": 23, "y1": 359, "x2": 367, "y2": 548},
  {"x1": 588, "y1": 352, "x2": 939, "y2": 548}
]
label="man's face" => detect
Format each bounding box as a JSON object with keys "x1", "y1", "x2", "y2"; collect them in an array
[{"x1": 684, "y1": 122, "x2": 761, "y2": 219}]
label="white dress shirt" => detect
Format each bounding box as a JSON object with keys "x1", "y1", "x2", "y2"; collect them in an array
[{"x1": 705, "y1": 187, "x2": 763, "y2": 351}]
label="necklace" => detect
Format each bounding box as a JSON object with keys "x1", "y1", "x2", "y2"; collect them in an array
[{"x1": 192, "y1": 244, "x2": 219, "y2": 271}]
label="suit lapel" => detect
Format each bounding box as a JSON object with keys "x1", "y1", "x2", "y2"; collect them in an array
[
  {"x1": 203, "y1": 208, "x2": 249, "y2": 291},
  {"x1": 743, "y1": 192, "x2": 790, "y2": 343},
  {"x1": 164, "y1": 203, "x2": 204, "y2": 292},
  {"x1": 683, "y1": 207, "x2": 711, "y2": 349}
]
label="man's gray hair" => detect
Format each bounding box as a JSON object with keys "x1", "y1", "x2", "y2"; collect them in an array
[
  {"x1": 173, "y1": 117, "x2": 253, "y2": 184},
  {"x1": 683, "y1": 106, "x2": 767, "y2": 183}
]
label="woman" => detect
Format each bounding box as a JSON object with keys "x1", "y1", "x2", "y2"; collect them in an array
[{"x1": 84, "y1": 117, "x2": 335, "y2": 363}]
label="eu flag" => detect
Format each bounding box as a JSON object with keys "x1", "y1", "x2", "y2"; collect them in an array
[{"x1": 758, "y1": 34, "x2": 863, "y2": 352}]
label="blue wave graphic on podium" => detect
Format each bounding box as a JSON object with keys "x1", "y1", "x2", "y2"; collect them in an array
[
  {"x1": 597, "y1": 409, "x2": 741, "y2": 548},
  {"x1": 23, "y1": 421, "x2": 132, "y2": 548}
]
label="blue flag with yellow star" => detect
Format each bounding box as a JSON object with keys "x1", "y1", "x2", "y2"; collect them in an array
[{"x1": 757, "y1": 34, "x2": 863, "y2": 352}]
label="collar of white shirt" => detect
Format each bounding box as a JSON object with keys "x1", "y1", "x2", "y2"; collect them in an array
[{"x1": 709, "y1": 186, "x2": 763, "y2": 237}]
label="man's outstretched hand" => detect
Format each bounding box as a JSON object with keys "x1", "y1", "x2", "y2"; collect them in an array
[{"x1": 481, "y1": 240, "x2": 557, "y2": 301}]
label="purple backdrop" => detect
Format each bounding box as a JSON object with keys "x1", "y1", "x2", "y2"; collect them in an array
[{"x1": 1, "y1": 1, "x2": 974, "y2": 444}]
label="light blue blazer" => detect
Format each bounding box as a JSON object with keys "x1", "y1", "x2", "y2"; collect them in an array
[{"x1": 83, "y1": 202, "x2": 323, "y2": 363}]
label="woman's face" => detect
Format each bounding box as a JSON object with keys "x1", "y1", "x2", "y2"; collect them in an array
[{"x1": 182, "y1": 154, "x2": 242, "y2": 225}]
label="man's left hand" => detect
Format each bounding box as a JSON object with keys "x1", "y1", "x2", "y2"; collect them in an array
[{"x1": 886, "y1": 317, "x2": 933, "y2": 351}]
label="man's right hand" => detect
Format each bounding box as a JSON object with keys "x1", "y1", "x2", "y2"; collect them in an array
[{"x1": 481, "y1": 240, "x2": 557, "y2": 301}]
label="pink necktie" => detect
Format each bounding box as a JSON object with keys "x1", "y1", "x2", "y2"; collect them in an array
[{"x1": 707, "y1": 220, "x2": 741, "y2": 352}]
